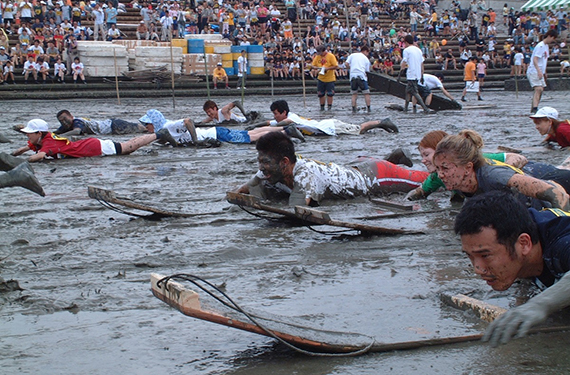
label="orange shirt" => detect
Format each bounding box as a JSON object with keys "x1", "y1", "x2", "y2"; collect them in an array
[{"x1": 464, "y1": 61, "x2": 476, "y2": 81}]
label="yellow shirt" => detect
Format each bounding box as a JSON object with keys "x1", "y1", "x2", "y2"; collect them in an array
[
  {"x1": 312, "y1": 52, "x2": 338, "y2": 82},
  {"x1": 213, "y1": 67, "x2": 227, "y2": 78}
]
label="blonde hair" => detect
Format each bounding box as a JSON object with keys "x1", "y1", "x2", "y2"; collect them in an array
[{"x1": 434, "y1": 129, "x2": 486, "y2": 169}]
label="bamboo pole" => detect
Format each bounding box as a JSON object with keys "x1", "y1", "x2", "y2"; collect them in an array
[
  {"x1": 204, "y1": 45, "x2": 210, "y2": 100},
  {"x1": 297, "y1": 12, "x2": 306, "y2": 108},
  {"x1": 113, "y1": 47, "x2": 120, "y2": 105},
  {"x1": 170, "y1": 30, "x2": 176, "y2": 109}
]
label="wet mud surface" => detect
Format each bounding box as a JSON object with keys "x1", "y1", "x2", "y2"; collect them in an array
[{"x1": 2, "y1": 90, "x2": 570, "y2": 374}]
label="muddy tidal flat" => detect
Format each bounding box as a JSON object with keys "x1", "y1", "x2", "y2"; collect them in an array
[{"x1": 2, "y1": 90, "x2": 570, "y2": 375}]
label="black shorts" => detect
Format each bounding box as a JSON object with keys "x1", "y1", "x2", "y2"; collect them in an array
[
  {"x1": 350, "y1": 77, "x2": 370, "y2": 93},
  {"x1": 405, "y1": 79, "x2": 420, "y2": 95},
  {"x1": 317, "y1": 80, "x2": 335, "y2": 97},
  {"x1": 418, "y1": 84, "x2": 432, "y2": 98}
]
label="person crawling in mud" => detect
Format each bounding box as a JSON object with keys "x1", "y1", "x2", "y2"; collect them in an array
[
  {"x1": 235, "y1": 131, "x2": 427, "y2": 206},
  {"x1": 199, "y1": 100, "x2": 263, "y2": 125},
  {"x1": 245, "y1": 100, "x2": 399, "y2": 136},
  {"x1": 11, "y1": 119, "x2": 177, "y2": 162},
  {"x1": 455, "y1": 190, "x2": 570, "y2": 346},
  {"x1": 0, "y1": 152, "x2": 45, "y2": 196},
  {"x1": 54, "y1": 110, "x2": 148, "y2": 136},
  {"x1": 139, "y1": 109, "x2": 305, "y2": 146}
]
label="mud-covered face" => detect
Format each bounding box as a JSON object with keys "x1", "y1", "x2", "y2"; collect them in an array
[
  {"x1": 533, "y1": 117, "x2": 552, "y2": 136},
  {"x1": 419, "y1": 146, "x2": 436, "y2": 173},
  {"x1": 461, "y1": 227, "x2": 522, "y2": 291},
  {"x1": 57, "y1": 113, "x2": 73, "y2": 128},
  {"x1": 257, "y1": 151, "x2": 284, "y2": 184},
  {"x1": 434, "y1": 153, "x2": 471, "y2": 191}
]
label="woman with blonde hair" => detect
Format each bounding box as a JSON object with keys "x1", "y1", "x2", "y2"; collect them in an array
[
  {"x1": 405, "y1": 130, "x2": 526, "y2": 200},
  {"x1": 433, "y1": 129, "x2": 570, "y2": 210}
]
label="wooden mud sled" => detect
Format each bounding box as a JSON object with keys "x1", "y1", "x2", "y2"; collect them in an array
[
  {"x1": 226, "y1": 192, "x2": 421, "y2": 235},
  {"x1": 151, "y1": 273, "x2": 570, "y2": 356},
  {"x1": 87, "y1": 186, "x2": 210, "y2": 220},
  {"x1": 367, "y1": 72, "x2": 462, "y2": 111}
]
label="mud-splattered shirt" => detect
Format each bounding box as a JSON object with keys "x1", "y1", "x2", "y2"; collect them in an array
[{"x1": 250, "y1": 157, "x2": 369, "y2": 205}]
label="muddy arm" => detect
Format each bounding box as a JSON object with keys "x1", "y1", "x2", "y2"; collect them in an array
[
  {"x1": 483, "y1": 271, "x2": 570, "y2": 346},
  {"x1": 58, "y1": 128, "x2": 83, "y2": 137},
  {"x1": 11, "y1": 146, "x2": 30, "y2": 156},
  {"x1": 507, "y1": 174, "x2": 570, "y2": 210},
  {"x1": 28, "y1": 151, "x2": 47, "y2": 162}
]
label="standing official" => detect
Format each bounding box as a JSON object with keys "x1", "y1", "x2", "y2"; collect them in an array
[
  {"x1": 346, "y1": 46, "x2": 372, "y2": 113},
  {"x1": 401, "y1": 35, "x2": 434, "y2": 114}
]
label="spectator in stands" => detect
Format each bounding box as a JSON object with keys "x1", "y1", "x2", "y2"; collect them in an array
[
  {"x1": 23, "y1": 54, "x2": 38, "y2": 83},
  {"x1": 3, "y1": 60, "x2": 15, "y2": 84},
  {"x1": 54, "y1": 56, "x2": 66, "y2": 83},
  {"x1": 443, "y1": 48, "x2": 458, "y2": 70},
  {"x1": 105, "y1": 2, "x2": 117, "y2": 30},
  {"x1": 212, "y1": 62, "x2": 229, "y2": 89},
  {"x1": 71, "y1": 56, "x2": 85, "y2": 84},
  {"x1": 106, "y1": 23, "x2": 121, "y2": 41},
  {"x1": 136, "y1": 20, "x2": 148, "y2": 40},
  {"x1": 92, "y1": 3, "x2": 106, "y2": 41},
  {"x1": 36, "y1": 55, "x2": 50, "y2": 83}
]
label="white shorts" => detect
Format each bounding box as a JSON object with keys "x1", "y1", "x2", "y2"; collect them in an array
[
  {"x1": 334, "y1": 120, "x2": 361, "y2": 135},
  {"x1": 100, "y1": 139, "x2": 118, "y2": 156},
  {"x1": 527, "y1": 71, "x2": 546, "y2": 88},
  {"x1": 561, "y1": 61, "x2": 570, "y2": 68}
]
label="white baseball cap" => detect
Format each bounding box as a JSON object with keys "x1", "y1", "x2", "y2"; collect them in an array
[
  {"x1": 529, "y1": 107, "x2": 559, "y2": 120},
  {"x1": 21, "y1": 119, "x2": 49, "y2": 133}
]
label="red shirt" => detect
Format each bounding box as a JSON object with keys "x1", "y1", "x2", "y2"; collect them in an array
[
  {"x1": 548, "y1": 120, "x2": 570, "y2": 148},
  {"x1": 29, "y1": 132, "x2": 102, "y2": 158}
]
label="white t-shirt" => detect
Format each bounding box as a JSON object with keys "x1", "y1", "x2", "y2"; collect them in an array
[
  {"x1": 254, "y1": 157, "x2": 369, "y2": 204},
  {"x1": 213, "y1": 108, "x2": 246, "y2": 124},
  {"x1": 55, "y1": 62, "x2": 66, "y2": 74},
  {"x1": 514, "y1": 52, "x2": 524, "y2": 66},
  {"x1": 163, "y1": 119, "x2": 216, "y2": 143},
  {"x1": 346, "y1": 52, "x2": 370, "y2": 81},
  {"x1": 23, "y1": 60, "x2": 37, "y2": 73},
  {"x1": 71, "y1": 62, "x2": 84, "y2": 73},
  {"x1": 237, "y1": 55, "x2": 247, "y2": 76},
  {"x1": 270, "y1": 112, "x2": 336, "y2": 136},
  {"x1": 527, "y1": 40, "x2": 549, "y2": 74},
  {"x1": 419, "y1": 73, "x2": 443, "y2": 90},
  {"x1": 402, "y1": 44, "x2": 424, "y2": 80}
]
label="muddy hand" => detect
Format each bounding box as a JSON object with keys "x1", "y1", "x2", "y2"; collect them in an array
[{"x1": 483, "y1": 299, "x2": 549, "y2": 347}]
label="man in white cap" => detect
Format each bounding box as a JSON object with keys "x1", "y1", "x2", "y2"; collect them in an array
[
  {"x1": 212, "y1": 61, "x2": 229, "y2": 89},
  {"x1": 136, "y1": 20, "x2": 149, "y2": 40},
  {"x1": 530, "y1": 107, "x2": 570, "y2": 150},
  {"x1": 12, "y1": 119, "x2": 177, "y2": 162}
]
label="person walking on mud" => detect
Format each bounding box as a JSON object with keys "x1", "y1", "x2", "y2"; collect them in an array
[
  {"x1": 310, "y1": 45, "x2": 338, "y2": 111},
  {"x1": 455, "y1": 190, "x2": 570, "y2": 346},
  {"x1": 401, "y1": 35, "x2": 434, "y2": 114},
  {"x1": 11, "y1": 119, "x2": 177, "y2": 162},
  {"x1": 527, "y1": 29, "x2": 558, "y2": 115},
  {"x1": 346, "y1": 45, "x2": 372, "y2": 113}
]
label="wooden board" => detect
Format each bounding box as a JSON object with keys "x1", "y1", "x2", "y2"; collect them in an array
[
  {"x1": 367, "y1": 72, "x2": 463, "y2": 111},
  {"x1": 440, "y1": 293, "x2": 507, "y2": 323},
  {"x1": 226, "y1": 192, "x2": 422, "y2": 235},
  {"x1": 88, "y1": 186, "x2": 204, "y2": 219},
  {"x1": 150, "y1": 273, "x2": 375, "y2": 354}
]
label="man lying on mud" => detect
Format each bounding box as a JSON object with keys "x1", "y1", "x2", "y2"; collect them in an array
[
  {"x1": 0, "y1": 152, "x2": 45, "y2": 196},
  {"x1": 11, "y1": 119, "x2": 177, "y2": 162},
  {"x1": 54, "y1": 109, "x2": 148, "y2": 136},
  {"x1": 199, "y1": 100, "x2": 263, "y2": 125},
  {"x1": 245, "y1": 100, "x2": 399, "y2": 136},
  {"x1": 455, "y1": 190, "x2": 570, "y2": 346},
  {"x1": 234, "y1": 132, "x2": 426, "y2": 206},
  {"x1": 139, "y1": 109, "x2": 304, "y2": 146}
]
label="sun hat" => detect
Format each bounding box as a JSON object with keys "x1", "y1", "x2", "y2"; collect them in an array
[
  {"x1": 529, "y1": 107, "x2": 559, "y2": 120},
  {"x1": 21, "y1": 119, "x2": 49, "y2": 133}
]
